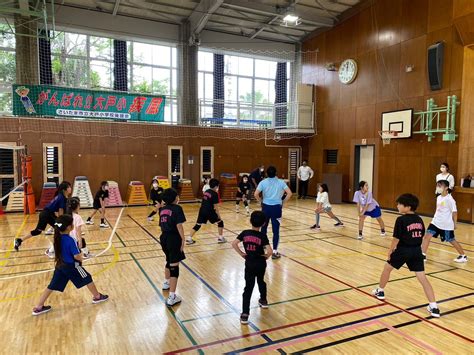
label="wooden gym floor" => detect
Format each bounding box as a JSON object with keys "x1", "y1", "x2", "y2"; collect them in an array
[{"x1": 1, "y1": 200, "x2": 473, "y2": 353}]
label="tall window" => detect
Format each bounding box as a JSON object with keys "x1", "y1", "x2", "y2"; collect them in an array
[
  {"x1": 51, "y1": 32, "x2": 113, "y2": 90},
  {"x1": 198, "y1": 50, "x2": 289, "y2": 126},
  {"x1": 0, "y1": 23, "x2": 16, "y2": 113},
  {"x1": 128, "y1": 41, "x2": 177, "y2": 123}
]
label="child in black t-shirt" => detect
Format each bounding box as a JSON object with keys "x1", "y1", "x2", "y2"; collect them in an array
[
  {"x1": 232, "y1": 211, "x2": 272, "y2": 324},
  {"x1": 86, "y1": 181, "x2": 109, "y2": 228},
  {"x1": 236, "y1": 174, "x2": 251, "y2": 215},
  {"x1": 372, "y1": 193, "x2": 440, "y2": 317},
  {"x1": 186, "y1": 179, "x2": 226, "y2": 245},
  {"x1": 147, "y1": 179, "x2": 164, "y2": 221},
  {"x1": 159, "y1": 188, "x2": 187, "y2": 307}
]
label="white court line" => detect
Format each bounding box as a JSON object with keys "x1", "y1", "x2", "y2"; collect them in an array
[
  {"x1": 0, "y1": 207, "x2": 125, "y2": 281},
  {"x1": 428, "y1": 246, "x2": 459, "y2": 256}
]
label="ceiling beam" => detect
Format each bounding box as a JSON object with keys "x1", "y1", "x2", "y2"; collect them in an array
[
  {"x1": 221, "y1": 0, "x2": 334, "y2": 27},
  {"x1": 188, "y1": 0, "x2": 224, "y2": 44},
  {"x1": 112, "y1": 0, "x2": 120, "y2": 16}
]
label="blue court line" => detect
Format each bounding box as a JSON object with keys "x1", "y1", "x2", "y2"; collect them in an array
[
  {"x1": 226, "y1": 293, "x2": 474, "y2": 354},
  {"x1": 179, "y1": 267, "x2": 456, "y2": 323},
  {"x1": 180, "y1": 261, "x2": 273, "y2": 343},
  {"x1": 130, "y1": 254, "x2": 204, "y2": 355}
]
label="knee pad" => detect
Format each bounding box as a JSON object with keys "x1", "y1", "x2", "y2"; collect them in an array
[
  {"x1": 217, "y1": 220, "x2": 224, "y2": 228},
  {"x1": 169, "y1": 265, "x2": 179, "y2": 278},
  {"x1": 31, "y1": 229, "x2": 42, "y2": 236},
  {"x1": 193, "y1": 224, "x2": 201, "y2": 232},
  {"x1": 81, "y1": 239, "x2": 87, "y2": 248},
  {"x1": 243, "y1": 201, "x2": 248, "y2": 207}
]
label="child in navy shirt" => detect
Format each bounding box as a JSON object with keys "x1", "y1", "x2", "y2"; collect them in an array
[
  {"x1": 187, "y1": 179, "x2": 226, "y2": 245},
  {"x1": 86, "y1": 181, "x2": 109, "y2": 228},
  {"x1": 147, "y1": 179, "x2": 164, "y2": 221},
  {"x1": 32, "y1": 214, "x2": 108, "y2": 316},
  {"x1": 236, "y1": 174, "x2": 251, "y2": 215},
  {"x1": 159, "y1": 188, "x2": 186, "y2": 306},
  {"x1": 15, "y1": 181, "x2": 72, "y2": 252},
  {"x1": 372, "y1": 193, "x2": 440, "y2": 317},
  {"x1": 232, "y1": 211, "x2": 272, "y2": 324}
]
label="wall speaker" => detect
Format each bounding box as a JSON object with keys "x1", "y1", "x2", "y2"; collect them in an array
[{"x1": 427, "y1": 42, "x2": 444, "y2": 90}]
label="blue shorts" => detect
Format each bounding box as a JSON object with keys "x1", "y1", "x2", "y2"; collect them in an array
[
  {"x1": 364, "y1": 206, "x2": 382, "y2": 218},
  {"x1": 427, "y1": 223, "x2": 455, "y2": 242},
  {"x1": 262, "y1": 203, "x2": 282, "y2": 219},
  {"x1": 48, "y1": 263, "x2": 93, "y2": 292}
]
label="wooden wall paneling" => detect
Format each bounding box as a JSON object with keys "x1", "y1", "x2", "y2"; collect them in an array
[
  {"x1": 375, "y1": 0, "x2": 402, "y2": 49},
  {"x1": 325, "y1": 70, "x2": 341, "y2": 110},
  {"x1": 428, "y1": 0, "x2": 454, "y2": 33},
  {"x1": 323, "y1": 110, "x2": 339, "y2": 148},
  {"x1": 355, "y1": 51, "x2": 377, "y2": 106},
  {"x1": 338, "y1": 108, "x2": 356, "y2": 156},
  {"x1": 450, "y1": 27, "x2": 465, "y2": 90},
  {"x1": 357, "y1": 7, "x2": 377, "y2": 55},
  {"x1": 394, "y1": 156, "x2": 422, "y2": 196},
  {"x1": 458, "y1": 48, "x2": 474, "y2": 176},
  {"x1": 453, "y1": 0, "x2": 474, "y2": 19},
  {"x1": 376, "y1": 44, "x2": 401, "y2": 103},
  {"x1": 401, "y1": 0, "x2": 429, "y2": 42},
  {"x1": 399, "y1": 35, "x2": 427, "y2": 99},
  {"x1": 339, "y1": 15, "x2": 358, "y2": 59},
  {"x1": 453, "y1": 13, "x2": 474, "y2": 46},
  {"x1": 376, "y1": 156, "x2": 396, "y2": 207},
  {"x1": 355, "y1": 104, "x2": 376, "y2": 139}
]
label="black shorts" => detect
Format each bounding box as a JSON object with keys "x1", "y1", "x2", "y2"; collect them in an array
[
  {"x1": 160, "y1": 233, "x2": 185, "y2": 264},
  {"x1": 236, "y1": 192, "x2": 249, "y2": 199},
  {"x1": 93, "y1": 199, "x2": 105, "y2": 210},
  {"x1": 388, "y1": 246, "x2": 424, "y2": 272},
  {"x1": 48, "y1": 263, "x2": 93, "y2": 292},
  {"x1": 35, "y1": 209, "x2": 56, "y2": 231},
  {"x1": 426, "y1": 223, "x2": 456, "y2": 242},
  {"x1": 196, "y1": 211, "x2": 220, "y2": 225}
]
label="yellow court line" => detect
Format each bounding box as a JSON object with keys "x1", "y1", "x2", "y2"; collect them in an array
[
  {"x1": 0, "y1": 215, "x2": 29, "y2": 268},
  {"x1": 0, "y1": 245, "x2": 120, "y2": 303}
]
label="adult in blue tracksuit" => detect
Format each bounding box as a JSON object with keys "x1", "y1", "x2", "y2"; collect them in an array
[{"x1": 254, "y1": 166, "x2": 292, "y2": 259}]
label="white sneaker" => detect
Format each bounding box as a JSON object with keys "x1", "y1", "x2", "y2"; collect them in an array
[
  {"x1": 217, "y1": 237, "x2": 227, "y2": 243},
  {"x1": 453, "y1": 255, "x2": 468, "y2": 263},
  {"x1": 166, "y1": 294, "x2": 182, "y2": 306},
  {"x1": 45, "y1": 227, "x2": 54, "y2": 235},
  {"x1": 86, "y1": 220, "x2": 94, "y2": 225},
  {"x1": 99, "y1": 223, "x2": 109, "y2": 228},
  {"x1": 147, "y1": 217, "x2": 154, "y2": 222},
  {"x1": 162, "y1": 281, "x2": 170, "y2": 290},
  {"x1": 245, "y1": 207, "x2": 250, "y2": 215},
  {"x1": 357, "y1": 234, "x2": 363, "y2": 240},
  {"x1": 235, "y1": 206, "x2": 240, "y2": 213},
  {"x1": 380, "y1": 231, "x2": 386, "y2": 237},
  {"x1": 186, "y1": 238, "x2": 196, "y2": 245},
  {"x1": 45, "y1": 249, "x2": 55, "y2": 259}
]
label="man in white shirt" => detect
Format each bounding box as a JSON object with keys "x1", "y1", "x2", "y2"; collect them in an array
[{"x1": 297, "y1": 160, "x2": 314, "y2": 199}]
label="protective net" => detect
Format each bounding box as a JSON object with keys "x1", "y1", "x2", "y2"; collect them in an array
[{"x1": 0, "y1": 21, "x2": 317, "y2": 141}]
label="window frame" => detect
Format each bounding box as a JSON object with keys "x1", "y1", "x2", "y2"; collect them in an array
[
  {"x1": 200, "y1": 146, "x2": 214, "y2": 180},
  {"x1": 168, "y1": 145, "x2": 183, "y2": 182},
  {"x1": 43, "y1": 143, "x2": 63, "y2": 184}
]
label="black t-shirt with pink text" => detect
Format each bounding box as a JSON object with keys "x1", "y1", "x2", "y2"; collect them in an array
[
  {"x1": 159, "y1": 204, "x2": 186, "y2": 234},
  {"x1": 237, "y1": 229, "x2": 270, "y2": 260},
  {"x1": 393, "y1": 214, "x2": 425, "y2": 247}
]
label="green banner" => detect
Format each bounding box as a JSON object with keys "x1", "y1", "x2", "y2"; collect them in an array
[{"x1": 12, "y1": 84, "x2": 166, "y2": 122}]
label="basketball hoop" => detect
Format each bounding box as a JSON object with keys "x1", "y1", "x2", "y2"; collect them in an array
[{"x1": 378, "y1": 130, "x2": 398, "y2": 146}]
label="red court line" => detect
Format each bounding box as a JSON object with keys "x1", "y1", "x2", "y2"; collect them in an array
[
  {"x1": 272, "y1": 262, "x2": 442, "y2": 354},
  {"x1": 163, "y1": 303, "x2": 387, "y2": 354},
  {"x1": 242, "y1": 319, "x2": 381, "y2": 355},
  {"x1": 288, "y1": 257, "x2": 474, "y2": 344}
]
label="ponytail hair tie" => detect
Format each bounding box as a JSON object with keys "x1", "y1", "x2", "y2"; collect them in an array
[{"x1": 54, "y1": 222, "x2": 62, "y2": 228}]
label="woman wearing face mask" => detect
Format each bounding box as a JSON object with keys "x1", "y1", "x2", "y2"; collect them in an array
[
  {"x1": 236, "y1": 175, "x2": 251, "y2": 215},
  {"x1": 436, "y1": 163, "x2": 455, "y2": 194},
  {"x1": 148, "y1": 179, "x2": 164, "y2": 221}
]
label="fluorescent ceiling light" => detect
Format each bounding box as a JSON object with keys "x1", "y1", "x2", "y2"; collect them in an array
[{"x1": 283, "y1": 13, "x2": 299, "y2": 23}]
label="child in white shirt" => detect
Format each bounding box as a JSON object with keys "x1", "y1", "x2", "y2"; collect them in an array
[
  {"x1": 311, "y1": 183, "x2": 343, "y2": 230},
  {"x1": 422, "y1": 180, "x2": 467, "y2": 263}
]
